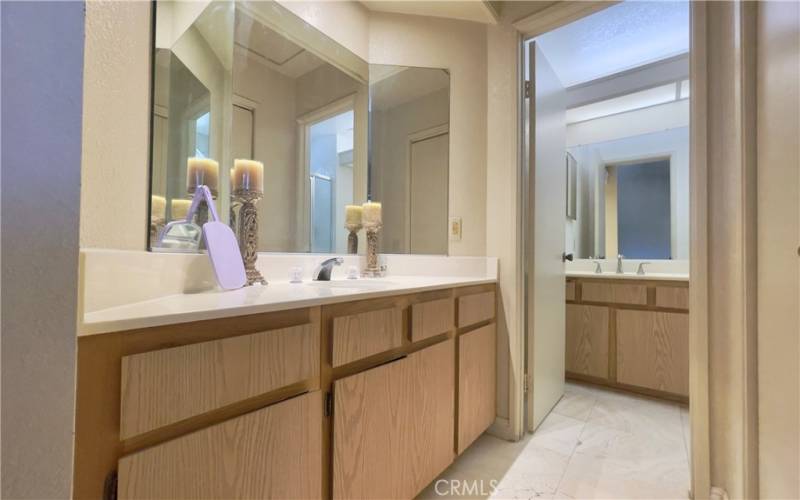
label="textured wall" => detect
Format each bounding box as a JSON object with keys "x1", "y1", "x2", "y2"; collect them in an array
[
  {"x1": 80, "y1": 1, "x2": 152, "y2": 249},
  {"x1": 1, "y1": 1, "x2": 84, "y2": 497}
]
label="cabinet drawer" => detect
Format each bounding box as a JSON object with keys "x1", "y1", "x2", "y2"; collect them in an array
[
  {"x1": 457, "y1": 291, "x2": 495, "y2": 328},
  {"x1": 411, "y1": 298, "x2": 454, "y2": 342},
  {"x1": 332, "y1": 307, "x2": 403, "y2": 367},
  {"x1": 566, "y1": 281, "x2": 576, "y2": 301},
  {"x1": 457, "y1": 324, "x2": 496, "y2": 453},
  {"x1": 120, "y1": 323, "x2": 318, "y2": 439},
  {"x1": 581, "y1": 282, "x2": 647, "y2": 305},
  {"x1": 118, "y1": 392, "x2": 322, "y2": 499},
  {"x1": 616, "y1": 310, "x2": 689, "y2": 396},
  {"x1": 655, "y1": 286, "x2": 689, "y2": 310},
  {"x1": 565, "y1": 304, "x2": 609, "y2": 379}
]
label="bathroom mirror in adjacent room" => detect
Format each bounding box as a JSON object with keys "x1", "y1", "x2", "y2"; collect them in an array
[{"x1": 368, "y1": 65, "x2": 451, "y2": 255}]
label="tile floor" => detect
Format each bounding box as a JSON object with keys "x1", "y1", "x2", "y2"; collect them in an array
[{"x1": 419, "y1": 382, "x2": 691, "y2": 500}]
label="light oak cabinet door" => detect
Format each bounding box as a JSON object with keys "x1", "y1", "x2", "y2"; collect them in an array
[
  {"x1": 616, "y1": 310, "x2": 689, "y2": 396},
  {"x1": 331, "y1": 307, "x2": 403, "y2": 367},
  {"x1": 457, "y1": 324, "x2": 496, "y2": 454},
  {"x1": 332, "y1": 340, "x2": 455, "y2": 499},
  {"x1": 117, "y1": 392, "x2": 322, "y2": 499},
  {"x1": 565, "y1": 304, "x2": 609, "y2": 379}
]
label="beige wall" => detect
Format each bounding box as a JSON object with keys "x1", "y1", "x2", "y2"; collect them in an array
[
  {"x1": 276, "y1": 0, "x2": 369, "y2": 61},
  {"x1": 485, "y1": 21, "x2": 522, "y2": 432},
  {"x1": 369, "y1": 12, "x2": 488, "y2": 257},
  {"x1": 756, "y1": 2, "x2": 800, "y2": 498},
  {"x1": 81, "y1": 1, "x2": 151, "y2": 249}
]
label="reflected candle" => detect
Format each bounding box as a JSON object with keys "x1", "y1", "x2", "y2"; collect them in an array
[
  {"x1": 151, "y1": 195, "x2": 166, "y2": 220},
  {"x1": 345, "y1": 205, "x2": 363, "y2": 226},
  {"x1": 232, "y1": 159, "x2": 264, "y2": 194},
  {"x1": 362, "y1": 201, "x2": 382, "y2": 226},
  {"x1": 186, "y1": 158, "x2": 219, "y2": 195},
  {"x1": 171, "y1": 198, "x2": 191, "y2": 220}
]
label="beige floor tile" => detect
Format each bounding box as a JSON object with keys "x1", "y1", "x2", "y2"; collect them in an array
[
  {"x1": 552, "y1": 391, "x2": 596, "y2": 421},
  {"x1": 529, "y1": 412, "x2": 586, "y2": 455}
]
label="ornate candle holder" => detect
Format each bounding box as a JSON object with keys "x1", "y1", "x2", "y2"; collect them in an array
[
  {"x1": 362, "y1": 222, "x2": 383, "y2": 277},
  {"x1": 345, "y1": 223, "x2": 362, "y2": 254},
  {"x1": 149, "y1": 216, "x2": 165, "y2": 244},
  {"x1": 233, "y1": 189, "x2": 267, "y2": 285}
]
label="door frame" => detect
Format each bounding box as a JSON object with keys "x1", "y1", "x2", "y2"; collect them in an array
[
  {"x1": 296, "y1": 93, "x2": 357, "y2": 252},
  {"x1": 514, "y1": 3, "x2": 713, "y2": 498}
]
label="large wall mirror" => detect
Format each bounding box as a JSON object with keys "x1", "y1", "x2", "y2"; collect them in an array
[
  {"x1": 148, "y1": 1, "x2": 451, "y2": 255},
  {"x1": 369, "y1": 65, "x2": 450, "y2": 255}
]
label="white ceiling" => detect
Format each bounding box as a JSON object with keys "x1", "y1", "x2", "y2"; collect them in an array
[
  {"x1": 360, "y1": 1, "x2": 498, "y2": 24},
  {"x1": 370, "y1": 66, "x2": 450, "y2": 111},
  {"x1": 535, "y1": 1, "x2": 689, "y2": 88}
]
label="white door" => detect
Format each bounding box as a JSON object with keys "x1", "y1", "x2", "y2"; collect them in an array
[
  {"x1": 410, "y1": 131, "x2": 449, "y2": 254},
  {"x1": 526, "y1": 42, "x2": 568, "y2": 431}
]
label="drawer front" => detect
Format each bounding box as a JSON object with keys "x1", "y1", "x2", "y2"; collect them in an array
[
  {"x1": 120, "y1": 323, "x2": 318, "y2": 439},
  {"x1": 616, "y1": 310, "x2": 689, "y2": 396},
  {"x1": 566, "y1": 281, "x2": 576, "y2": 301},
  {"x1": 332, "y1": 307, "x2": 403, "y2": 367},
  {"x1": 457, "y1": 324, "x2": 496, "y2": 453},
  {"x1": 581, "y1": 282, "x2": 647, "y2": 305},
  {"x1": 457, "y1": 291, "x2": 496, "y2": 328},
  {"x1": 411, "y1": 298, "x2": 454, "y2": 342},
  {"x1": 655, "y1": 286, "x2": 689, "y2": 310},
  {"x1": 118, "y1": 392, "x2": 322, "y2": 499}
]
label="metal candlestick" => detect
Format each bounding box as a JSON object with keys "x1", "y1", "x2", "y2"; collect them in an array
[
  {"x1": 362, "y1": 223, "x2": 383, "y2": 277},
  {"x1": 345, "y1": 223, "x2": 362, "y2": 254},
  {"x1": 233, "y1": 189, "x2": 267, "y2": 285}
]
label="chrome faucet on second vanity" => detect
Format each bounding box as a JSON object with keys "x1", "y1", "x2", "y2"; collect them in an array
[
  {"x1": 616, "y1": 254, "x2": 625, "y2": 274},
  {"x1": 313, "y1": 257, "x2": 343, "y2": 281}
]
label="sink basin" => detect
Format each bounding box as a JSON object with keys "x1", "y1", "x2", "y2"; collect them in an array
[{"x1": 304, "y1": 279, "x2": 396, "y2": 290}]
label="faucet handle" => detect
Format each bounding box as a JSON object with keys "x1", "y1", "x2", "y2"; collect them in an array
[
  {"x1": 593, "y1": 260, "x2": 602, "y2": 274},
  {"x1": 636, "y1": 262, "x2": 651, "y2": 275}
]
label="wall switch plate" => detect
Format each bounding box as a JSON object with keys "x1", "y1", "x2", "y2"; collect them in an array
[{"x1": 449, "y1": 216, "x2": 462, "y2": 241}]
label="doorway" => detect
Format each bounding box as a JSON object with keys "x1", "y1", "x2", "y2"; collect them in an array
[{"x1": 521, "y1": 2, "x2": 693, "y2": 497}]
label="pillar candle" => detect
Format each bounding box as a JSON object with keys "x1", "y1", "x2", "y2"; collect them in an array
[
  {"x1": 151, "y1": 195, "x2": 166, "y2": 220},
  {"x1": 362, "y1": 201, "x2": 382, "y2": 226},
  {"x1": 171, "y1": 198, "x2": 192, "y2": 220},
  {"x1": 186, "y1": 157, "x2": 219, "y2": 194},
  {"x1": 345, "y1": 205, "x2": 363, "y2": 226},
  {"x1": 232, "y1": 159, "x2": 264, "y2": 194}
]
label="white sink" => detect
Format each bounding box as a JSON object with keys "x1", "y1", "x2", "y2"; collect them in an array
[{"x1": 304, "y1": 279, "x2": 396, "y2": 290}]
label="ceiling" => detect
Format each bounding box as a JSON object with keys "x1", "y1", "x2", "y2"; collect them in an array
[
  {"x1": 370, "y1": 66, "x2": 450, "y2": 111},
  {"x1": 360, "y1": 1, "x2": 498, "y2": 24},
  {"x1": 234, "y1": 9, "x2": 325, "y2": 79},
  {"x1": 535, "y1": 1, "x2": 690, "y2": 88}
]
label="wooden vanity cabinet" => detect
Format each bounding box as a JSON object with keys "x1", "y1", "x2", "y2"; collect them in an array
[
  {"x1": 118, "y1": 392, "x2": 322, "y2": 500},
  {"x1": 332, "y1": 339, "x2": 455, "y2": 499},
  {"x1": 565, "y1": 277, "x2": 689, "y2": 401}
]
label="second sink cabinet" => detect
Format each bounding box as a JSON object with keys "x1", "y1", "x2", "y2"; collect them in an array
[
  {"x1": 565, "y1": 277, "x2": 689, "y2": 402},
  {"x1": 73, "y1": 283, "x2": 497, "y2": 500}
]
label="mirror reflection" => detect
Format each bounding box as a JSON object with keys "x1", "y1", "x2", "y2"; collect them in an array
[
  {"x1": 566, "y1": 128, "x2": 689, "y2": 260},
  {"x1": 148, "y1": 2, "x2": 452, "y2": 256},
  {"x1": 369, "y1": 65, "x2": 450, "y2": 255}
]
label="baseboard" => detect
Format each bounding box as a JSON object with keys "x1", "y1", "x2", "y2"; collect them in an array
[{"x1": 486, "y1": 416, "x2": 518, "y2": 441}]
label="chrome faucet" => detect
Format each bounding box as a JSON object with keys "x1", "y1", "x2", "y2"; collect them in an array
[
  {"x1": 637, "y1": 262, "x2": 651, "y2": 276},
  {"x1": 593, "y1": 261, "x2": 603, "y2": 274},
  {"x1": 312, "y1": 257, "x2": 343, "y2": 281},
  {"x1": 616, "y1": 254, "x2": 625, "y2": 274}
]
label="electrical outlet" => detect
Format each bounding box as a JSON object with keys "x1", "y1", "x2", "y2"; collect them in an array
[{"x1": 449, "y1": 216, "x2": 462, "y2": 241}]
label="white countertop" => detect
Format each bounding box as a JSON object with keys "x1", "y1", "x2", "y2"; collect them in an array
[
  {"x1": 80, "y1": 275, "x2": 496, "y2": 337},
  {"x1": 566, "y1": 270, "x2": 689, "y2": 282}
]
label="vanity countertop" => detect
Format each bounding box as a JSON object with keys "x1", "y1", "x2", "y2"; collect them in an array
[
  {"x1": 80, "y1": 275, "x2": 496, "y2": 337},
  {"x1": 566, "y1": 270, "x2": 689, "y2": 282}
]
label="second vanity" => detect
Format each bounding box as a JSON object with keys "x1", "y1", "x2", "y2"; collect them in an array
[
  {"x1": 73, "y1": 258, "x2": 497, "y2": 499},
  {"x1": 565, "y1": 265, "x2": 689, "y2": 403}
]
